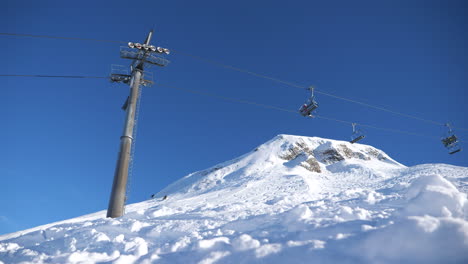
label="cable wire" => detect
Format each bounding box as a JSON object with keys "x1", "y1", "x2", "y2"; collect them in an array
[
  {"x1": 0, "y1": 32, "x2": 125, "y2": 44},
  {"x1": 156, "y1": 82, "x2": 454, "y2": 142},
  {"x1": 1, "y1": 32, "x2": 466, "y2": 131},
  {"x1": 158, "y1": 83, "x2": 298, "y2": 114},
  {"x1": 174, "y1": 50, "x2": 463, "y2": 130},
  {"x1": 0, "y1": 74, "x2": 108, "y2": 79},
  {"x1": 0, "y1": 73, "x2": 464, "y2": 142},
  {"x1": 314, "y1": 115, "x2": 438, "y2": 139},
  {"x1": 172, "y1": 50, "x2": 305, "y2": 89},
  {"x1": 168, "y1": 53, "x2": 446, "y2": 128}
]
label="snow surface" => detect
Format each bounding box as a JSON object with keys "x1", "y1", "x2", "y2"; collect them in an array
[{"x1": 1, "y1": 134, "x2": 468, "y2": 264}]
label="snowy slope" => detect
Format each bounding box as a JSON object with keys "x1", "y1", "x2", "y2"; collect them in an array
[{"x1": 1, "y1": 134, "x2": 467, "y2": 264}]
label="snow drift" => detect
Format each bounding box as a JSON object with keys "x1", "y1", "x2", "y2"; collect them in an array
[{"x1": 1, "y1": 134, "x2": 467, "y2": 264}]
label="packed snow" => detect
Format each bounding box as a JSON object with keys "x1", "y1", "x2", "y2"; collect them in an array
[{"x1": 1, "y1": 134, "x2": 467, "y2": 264}]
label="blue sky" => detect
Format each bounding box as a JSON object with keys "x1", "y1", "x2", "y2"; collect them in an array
[{"x1": 2, "y1": 0, "x2": 467, "y2": 234}]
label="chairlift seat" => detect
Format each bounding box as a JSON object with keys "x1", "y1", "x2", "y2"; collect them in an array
[
  {"x1": 299, "y1": 102, "x2": 318, "y2": 117},
  {"x1": 442, "y1": 135, "x2": 458, "y2": 147},
  {"x1": 441, "y1": 124, "x2": 462, "y2": 155}
]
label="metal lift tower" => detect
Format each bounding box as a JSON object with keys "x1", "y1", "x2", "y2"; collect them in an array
[{"x1": 107, "y1": 30, "x2": 170, "y2": 218}]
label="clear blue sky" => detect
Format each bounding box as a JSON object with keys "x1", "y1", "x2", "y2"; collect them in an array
[{"x1": 2, "y1": 0, "x2": 467, "y2": 234}]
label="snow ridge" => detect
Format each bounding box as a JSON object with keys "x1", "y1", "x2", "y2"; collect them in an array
[
  {"x1": 157, "y1": 135, "x2": 403, "y2": 198},
  {"x1": 1, "y1": 134, "x2": 467, "y2": 264}
]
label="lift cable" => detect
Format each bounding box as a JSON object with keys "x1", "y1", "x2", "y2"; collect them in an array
[
  {"x1": 315, "y1": 115, "x2": 438, "y2": 139},
  {"x1": 158, "y1": 82, "x2": 299, "y2": 114},
  {"x1": 0, "y1": 74, "x2": 108, "y2": 79},
  {"x1": 1, "y1": 32, "x2": 466, "y2": 131},
  {"x1": 0, "y1": 32, "x2": 125, "y2": 44},
  {"x1": 172, "y1": 51, "x2": 305, "y2": 89},
  {"x1": 173, "y1": 50, "x2": 452, "y2": 129},
  {"x1": 156, "y1": 83, "x2": 445, "y2": 141},
  {"x1": 0, "y1": 73, "x2": 463, "y2": 142}
]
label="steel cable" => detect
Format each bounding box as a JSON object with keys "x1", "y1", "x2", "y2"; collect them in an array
[{"x1": 1, "y1": 32, "x2": 466, "y2": 131}]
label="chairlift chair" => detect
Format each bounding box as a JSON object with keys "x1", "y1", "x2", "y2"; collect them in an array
[
  {"x1": 442, "y1": 135, "x2": 457, "y2": 147},
  {"x1": 349, "y1": 123, "x2": 365, "y2": 144},
  {"x1": 441, "y1": 123, "x2": 462, "y2": 155},
  {"x1": 299, "y1": 86, "x2": 319, "y2": 117}
]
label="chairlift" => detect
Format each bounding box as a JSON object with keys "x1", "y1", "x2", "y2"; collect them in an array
[
  {"x1": 349, "y1": 123, "x2": 365, "y2": 144},
  {"x1": 299, "y1": 86, "x2": 319, "y2": 117},
  {"x1": 441, "y1": 123, "x2": 462, "y2": 155}
]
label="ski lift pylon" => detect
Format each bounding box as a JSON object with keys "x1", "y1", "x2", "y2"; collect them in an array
[
  {"x1": 299, "y1": 86, "x2": 319, "y2": 117},
  {"x1": 349, "y1": 123, "x2": 365, "y2": 144},
  {"x1": 441, "y1": 123, "x2": 462, "y2": 155}
]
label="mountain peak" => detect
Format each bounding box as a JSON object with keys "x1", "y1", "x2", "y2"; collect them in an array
[
  {"x1": 271, "y1": 134, "x2": 402, "y2": 168},
  {"x1": 157, "y1": 134, "x2": 404, "y2": 198}
]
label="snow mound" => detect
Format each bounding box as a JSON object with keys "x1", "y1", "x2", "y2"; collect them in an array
[
  {"x1": 1, "y1": 134, "x2": 467, "y2": 263},
  {"x1": 357, "y1": 175, "x2": 468, "y2": 264}
]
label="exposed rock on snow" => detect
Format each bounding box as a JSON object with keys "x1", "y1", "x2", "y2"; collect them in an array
[{"x1": 1, "y1": 134, "x2": 467, "y2": 264}]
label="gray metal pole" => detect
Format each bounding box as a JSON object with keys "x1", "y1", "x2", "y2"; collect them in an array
[
  {"x1": 106, "y1": 30, "x2": 164, "y2": 218},
  {"x1": 107, "y1": 69, "x2": 142, "y2": 218}
]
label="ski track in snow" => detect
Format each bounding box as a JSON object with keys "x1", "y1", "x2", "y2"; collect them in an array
[{"x1": 1, "y1": 135, "x2": 468, "y2": 264}]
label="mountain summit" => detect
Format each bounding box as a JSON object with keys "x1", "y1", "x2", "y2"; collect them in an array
[
  {"x1": 158, "y1": 134, "x2": 403, "y2": 197},
  {"x1": 1, "y1": 135, "x2": 467, "y2": 264}
]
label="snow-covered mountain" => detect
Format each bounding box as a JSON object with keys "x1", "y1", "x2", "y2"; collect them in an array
[{"x1": 1, "y1": 134, "x2": 467, "y2": 264}]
